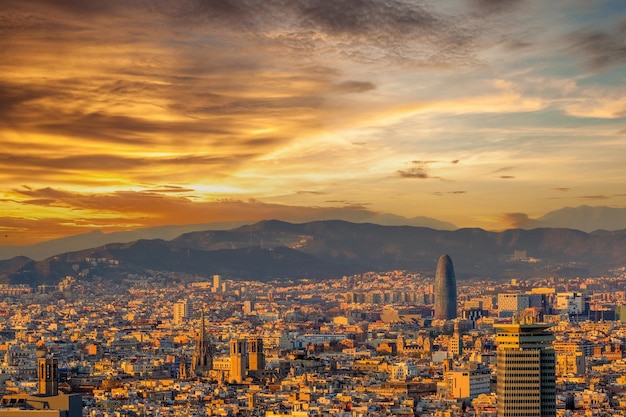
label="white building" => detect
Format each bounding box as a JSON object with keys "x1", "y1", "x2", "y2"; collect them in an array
[
  {"x1": 387, "y1": 361, "x2": 419, "y2": 380},
  {"x1": 555, "y1": 292, "x2": 584, "y2": 315},
  {"x1": 497, "y1": 293, "x2": 529, "y2": 317},
  {"x1": 445, "y1": 368, "x2": 491, "y2": 399},
  {"x1": 173, "y1": 299, "x2": 190, "y2": 325}
]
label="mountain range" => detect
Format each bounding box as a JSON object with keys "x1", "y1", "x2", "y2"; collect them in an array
[
  {"x1": 508, "y1": 205, "x2": 626, "y2": 232},
  {"x1": 2, "y1": 205, "x2": 626, "y2": 262},
  {"x1": 2, "y1": 219, "x2": 625, "y2": 286},
  {"x1": 0, "y1": 214, "x2": 455, "y2": 261}
]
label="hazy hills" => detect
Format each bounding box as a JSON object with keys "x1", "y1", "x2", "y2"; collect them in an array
[
  {"x1": 2, "y1": 220, "x2": 626, "y2": 286},
  {"x1": 507, "y1": 205, "x2": 626, "y2": 232},
  {"x1": 537, "y1": 206, "x2": 626, "y2": 232},
  {"x1": 0, "y1": 221, "x2": 251, "y2": 262},
  {"x1": 2, "y1": 205, "x2": 626, "y2": 262},
  {"x1": 0, "y1": 214, "x2": 455, "y2": 261}
]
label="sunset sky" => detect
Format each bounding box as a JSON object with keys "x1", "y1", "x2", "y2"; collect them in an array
[{"x1": 2, "y1": 0, "x2": 626, "y2": 245}]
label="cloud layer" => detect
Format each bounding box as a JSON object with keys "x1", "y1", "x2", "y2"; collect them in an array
[{"x1": 1, "y1": 0, "x2": 626, "y2": 244}]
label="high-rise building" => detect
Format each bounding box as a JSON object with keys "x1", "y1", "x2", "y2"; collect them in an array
[
  {"x1": 434, "y1": 254, "x2": 457, "y2": 320},
  {"x1": 242, "y1": 300, "x2": 254, "y2": 315},
  {"x1": 212, "y1": 274, "x2": 222, "y2": 293},
  {"x1": 173, "y1": 299, "x2": 190, "y2": 325},
  {"x1": 495, "y1": 321, "x2": 556, "y2": 417}
]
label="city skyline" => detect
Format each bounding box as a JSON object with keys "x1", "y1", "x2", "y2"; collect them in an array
[{"x1": 2, "y1": 0, "x2": 626, "y2": 245}]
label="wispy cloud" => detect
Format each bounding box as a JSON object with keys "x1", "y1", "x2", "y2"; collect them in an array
[
  {"x1": 579, "y1": 195, "x2": 611, "y2": 200},
  {"x1": 1, "y1": 0, "x2": 625, "y2": 243},
  {"x1": 567, "y1": 22, "x2": 626, "y2": 70},
  {"x1": 398, "y1": 161, "x2": 436, "y2": 179},
  {"x1": 490, "y1": 166, "x2": 515, "y2": 174}
]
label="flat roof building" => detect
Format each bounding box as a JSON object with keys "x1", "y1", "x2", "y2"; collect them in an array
[{"x1": 495, "y1": 321, "x2": 556, "y2": 417}]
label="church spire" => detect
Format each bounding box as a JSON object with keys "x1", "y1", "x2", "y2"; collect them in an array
[{"x1": 191, "y1": 306, "x2": 213, "y2": 377}]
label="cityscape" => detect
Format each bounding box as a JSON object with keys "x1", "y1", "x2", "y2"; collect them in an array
[
  {"x1": 2, "y1": 252, "x2": 626, "y2": 416},
  {"x1": 2, "y1": 0, "x2": 626, "y2": 416}
]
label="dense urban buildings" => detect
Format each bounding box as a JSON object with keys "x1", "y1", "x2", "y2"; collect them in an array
[
  {"x1": 3, "y1": 260, "x2": 626, "y2": 415},
  {"x1": 434, "y1": 254, "x2": 457, "y2": 320}
]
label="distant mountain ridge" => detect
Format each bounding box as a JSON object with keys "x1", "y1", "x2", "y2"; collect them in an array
[
  {"x1": 2, "y1": 220, "x2": 625, "y2": 286},
  {"x1": 537, "y1": 205, "x2": 626, "y2": 232},
  {"x1": 0, "y1": 221, "x2": 250, "y2": 261},
  {"x1": 0, "y1": 214, "x2": 455, "y2": 261},
  {"x1": 1, "y1": 205, "x2": 624, "y2": 264}
]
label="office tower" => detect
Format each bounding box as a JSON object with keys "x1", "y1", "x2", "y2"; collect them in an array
[
  {"x1": 38, "y1": 357, "x2": 58, "y2": 396},
  {"x1": 495, "y1": 321, "x2": 556, "y2": 417},
  {"x1": 242, "y1": 300, "x2": 254, "y2": 315},
  {"x1": 247, "y1": 337, "x2": 265, "y2": 371},
  {"x1": 212, "y1": 274, "x2": 222, "y2": 292},
  {"x1": 434, "y1": 254, "x2": 457, "y2": 320},
  {"x1": 173, "y1": 299, "x2": 190, "y2": 325},
  {"x1": 230, "y1": 338, "x2": 247, "y2": 383},
  {"x1": 191, "y1": 311, "x2": 213, "y2": 377}
]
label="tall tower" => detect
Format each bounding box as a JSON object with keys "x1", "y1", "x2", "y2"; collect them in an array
[
  {"x1": 38, "y1": 357, "x2": 58, "y2": 396},
  {"x1": 173, "y1": 299, "x2": 190, "y2": 325},
  {"x1": 212, "y1": 274, "x2": 222, "y2": 293},
  {"x1": 495, "y1": 321, "x2": 556, "y2": 417},
  {"x1": 230, "y1": 339, "x2": 247, "y2": 383},
  {"x1": 434, "y1": 254, "x2": 457, "y2": 320},
  {"x1": 191, "y1": 310, "x2": 213, "y2": 377},
  {"x1": 247, "y1": 337, "x2": 265, "y2": 371}
]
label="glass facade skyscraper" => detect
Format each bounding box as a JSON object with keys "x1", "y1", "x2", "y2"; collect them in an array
[{"x1": 434, "y1": 254, "x2": 457, "y2": 320}]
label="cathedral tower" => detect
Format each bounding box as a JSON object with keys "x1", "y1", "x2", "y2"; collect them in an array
[
  {"x1": 191, "y1": 310, "x2": 213, "y2": 377},
  {"x1": 38, "y1": 357, "x2": 58, "y2": 396}
]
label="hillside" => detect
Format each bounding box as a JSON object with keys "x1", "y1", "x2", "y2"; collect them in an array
[{"x1": 2, "y1": 220, "x2": 626, "y2": 285}]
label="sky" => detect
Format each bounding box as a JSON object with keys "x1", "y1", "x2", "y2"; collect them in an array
[{"x1": 1, "y1": 0, "x2": 626, "y2": 245}]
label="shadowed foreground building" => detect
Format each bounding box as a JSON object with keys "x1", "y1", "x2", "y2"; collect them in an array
[
  {"x1": 495, "y1": 321, "x2": 556, "y2": 417},
  {"x1": 0, "y1": 357, "x2": 82, "y2": 417},
  {"x1": 434, "y1": 254, "x2": 457, "y2": 320}
]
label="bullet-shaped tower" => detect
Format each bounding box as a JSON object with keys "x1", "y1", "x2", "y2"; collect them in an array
[{"x1": 434, "y1": 254, "x2": 457, "y2": 320}]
